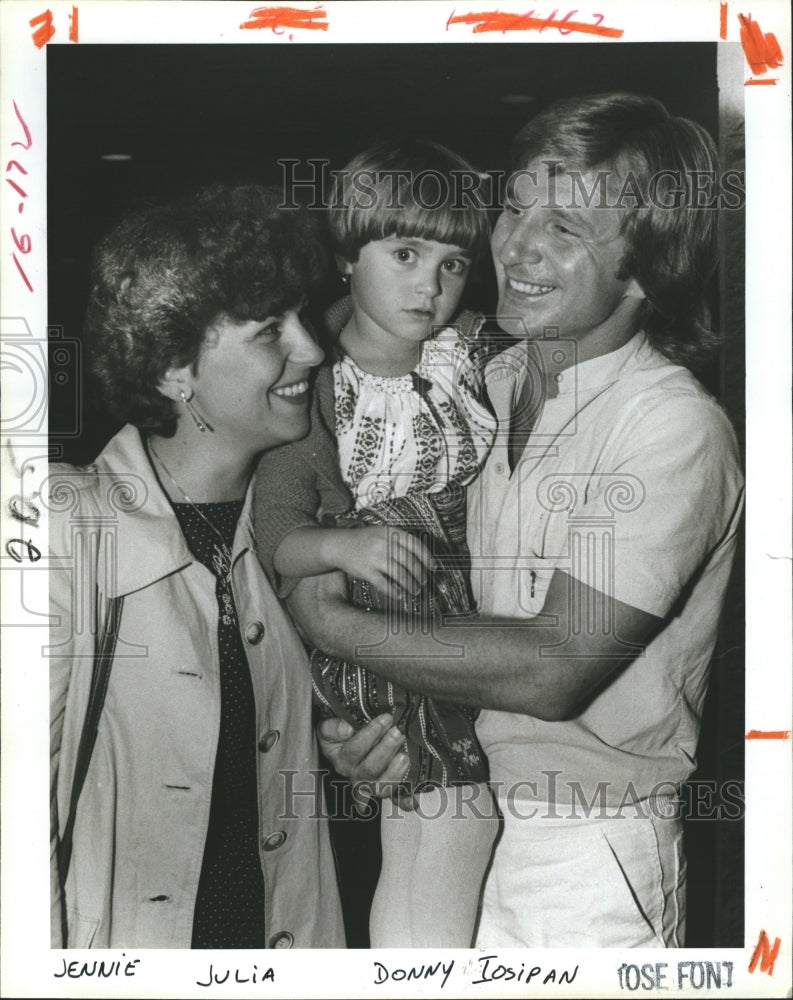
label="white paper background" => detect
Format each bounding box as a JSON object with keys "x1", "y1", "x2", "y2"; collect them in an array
[{"x1": 1, "y1": 1, "x2": 790, "y2": 997}]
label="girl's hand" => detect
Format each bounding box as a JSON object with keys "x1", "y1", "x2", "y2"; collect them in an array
[{"x1": 323, "y1": 525, "x2": 431, "y2": 599}]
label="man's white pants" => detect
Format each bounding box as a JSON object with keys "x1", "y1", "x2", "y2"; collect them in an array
[{"x1": 475, "y1": 800, "x2": 686, "y2": 948}]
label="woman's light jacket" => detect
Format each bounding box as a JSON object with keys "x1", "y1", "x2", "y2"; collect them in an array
[{"x1": 49, "y1": 425, "x2": 344, "y2": 948}]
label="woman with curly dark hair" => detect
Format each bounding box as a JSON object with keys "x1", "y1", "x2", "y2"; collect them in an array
[{"x1": 48, "y1": 185, "x2": 345, "y2": 949}]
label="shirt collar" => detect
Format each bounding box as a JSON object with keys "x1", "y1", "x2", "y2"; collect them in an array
[
  {"x1": 551, "y1": 330, "x2": 650, "y2": 395},
  {"x1": 486, "y1": 330, "x2": 650, "y2": 408}
]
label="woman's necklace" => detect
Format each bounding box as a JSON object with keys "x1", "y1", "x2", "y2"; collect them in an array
[{"x1": 147, "y1": 438, "x2": 234, "y2": 580}]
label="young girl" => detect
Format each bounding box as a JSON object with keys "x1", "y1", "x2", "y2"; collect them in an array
[{"x1": 254, "y1": 139, "x2": 499, "y2": 947}]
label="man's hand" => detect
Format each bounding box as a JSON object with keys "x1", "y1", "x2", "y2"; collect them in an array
[{"x1": 318, "y1": 713, "x2": 413, "y2": 807}]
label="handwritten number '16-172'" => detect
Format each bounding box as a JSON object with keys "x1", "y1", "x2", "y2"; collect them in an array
[{"x1": 7, "y1": 102, "x2": 34, "y2": 292}]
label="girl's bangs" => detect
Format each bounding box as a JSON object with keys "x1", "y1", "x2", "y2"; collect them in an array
[{"x1": 379, "y1": 199, "x2": 484, "y2": 251}]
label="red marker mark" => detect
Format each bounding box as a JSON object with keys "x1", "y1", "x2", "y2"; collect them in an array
[
  {"x1": 739, "y1": 13, "x2": 783, "y2": 74},
  {"x1": 7, "y1": 102, "x2": 34, "y2": 292},
  {"x1": 69, "y1": 4, "x2": 79, "y2": 43},
  {"x1": 11, "y1": 228, "x2": 32, "y2": 255},
  {"x1": 744, "y1": 78, "x2": 778, "y2": 86},
  {"x1": 6, "y1": 178, "x2": 28, "y2": 199},
  {"x1": 446, "y1": 9, "x2": 623, "y2": 38},
  {"x1": 240, "y1": 5, "x2": 328, "y2": 32},
  {"x1": 11, "y1": 102, "x2": 33, "y2": 151},
  {"x1": 748, "y1": 929, "x2": 781, "y2": 975},
  {"x1": 29, "y1": 9, "x2": 55, "y2": 48},
  {"x1": 11, "y1": 254, "x2": 33, "y2": 293},
  {"x1": 745, "y1": 729, "x2": 791, "y2": 739},
  {"x1": 720, "y1": 2, "x2": 728, "y2": 39}
]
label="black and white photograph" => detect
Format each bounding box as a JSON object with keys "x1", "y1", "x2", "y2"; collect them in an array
[{"x1": 1, "y1": 2, "x2": 790, "y2": 997}]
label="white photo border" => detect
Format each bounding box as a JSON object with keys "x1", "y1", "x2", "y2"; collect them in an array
[{"x1": 1, "y1": 2, "x2": 790, "y2": 997}]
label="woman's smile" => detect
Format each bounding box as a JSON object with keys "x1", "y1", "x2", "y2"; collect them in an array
[
  {"x1": 272, "y1": 378, "x2": 311, "y2": 401},
  {"x1": 190, "y1": 311, "x2": 323, "y2": 456}
]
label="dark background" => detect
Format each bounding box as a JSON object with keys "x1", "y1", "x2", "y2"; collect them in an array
[{"x1": 47, "y1": 42, "x2": 744, "y2": 947}]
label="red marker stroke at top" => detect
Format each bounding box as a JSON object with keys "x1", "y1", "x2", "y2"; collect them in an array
[
  {"x1": 739, "y1": 12, "x2": 783, "y2": 76},
  {"x1": 240, "y1": 5, "x2": 328, "y2": 32},
  {"x1": 447, "y1": 9, "x2": 623, "y2": 38}
]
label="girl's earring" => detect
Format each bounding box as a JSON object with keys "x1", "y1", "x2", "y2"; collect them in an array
[
  {"x1": 180, "y1": 389, "x2": 214, "y2": 433},
  {"x1": 341, "y1": 273, "x2": 350, "y2": 286}
]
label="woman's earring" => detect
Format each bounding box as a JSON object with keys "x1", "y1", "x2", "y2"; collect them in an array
[
  {"x1": 180, "y1": 389, "x2": 213, "y2": 433},
  {"x1": 341, "y1": 274, "x2": 350, "y2": 286}
]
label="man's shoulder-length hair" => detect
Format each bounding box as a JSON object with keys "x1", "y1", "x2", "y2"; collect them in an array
[{"x1": 511, "y1": 92, "x2": 724, "y2": 372}]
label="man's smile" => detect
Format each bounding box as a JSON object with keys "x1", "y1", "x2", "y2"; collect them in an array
[{"x1": 506, "y1": 276, "x2": 555, "y2": 297}]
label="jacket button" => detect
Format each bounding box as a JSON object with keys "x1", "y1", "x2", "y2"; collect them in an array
[
  {"x1": 270, "y1": 931, "x2": 294, "y2": 949},
  {"x1": 262, "y1": 831, "x2": 287, "y2": 852},
  {"x1": 245, "y1": 620, "x2": 265, "y2": 644},
  {"x1": 258, "y1": 730, "x2": 280, "y2": 753}
]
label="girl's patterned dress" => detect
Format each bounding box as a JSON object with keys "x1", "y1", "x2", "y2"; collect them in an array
[{"x1": 308, "y1": 326, "x2": 497, "y2": 789}]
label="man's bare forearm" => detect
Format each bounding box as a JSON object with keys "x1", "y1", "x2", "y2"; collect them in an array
[{"x1": 289, "y1": 570, "x2": 662, "y2": 720}]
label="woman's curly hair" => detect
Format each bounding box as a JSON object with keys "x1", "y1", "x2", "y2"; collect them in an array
[{"x1": 85, "y1": 184, "x2": 330, "y2": 436}]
